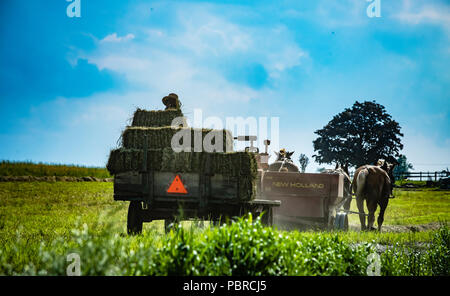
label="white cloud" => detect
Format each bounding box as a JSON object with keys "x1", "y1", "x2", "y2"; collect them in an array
[
  {"x1": 396, "y1": 7, "x2": 450, "y2": 26},
  {"x1": 100, "y1": 33, "x2": 135, "y2": 43},
  {"x1": 175, "y1": 12, "x2": 253, "y2": 56},
  {"x1": 267, "y1": 44, "x2": 306, "y2": 73},
  {"x1": 394, "y1": 1, "x2": 450, "y2": 31},
  {"x1": 314, "y1": 0, "x2": 370, "y2": 27}
]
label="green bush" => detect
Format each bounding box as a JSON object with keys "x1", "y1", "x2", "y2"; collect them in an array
[{"x1": 1, "y1": 216, "x2": 448, "y2": 276}]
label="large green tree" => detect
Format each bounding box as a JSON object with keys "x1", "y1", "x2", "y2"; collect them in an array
[{"x1": 312, "y1": 101, "x2": 403, "y2": 168}]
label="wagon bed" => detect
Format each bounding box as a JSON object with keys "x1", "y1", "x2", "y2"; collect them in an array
[{"x1": 114, "y1": 170, "x2": 280, "y2": 234}]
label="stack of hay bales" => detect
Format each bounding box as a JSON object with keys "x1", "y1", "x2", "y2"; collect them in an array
[{"x1": 106, "y1": 95, "x2": 258, "y2": 200}]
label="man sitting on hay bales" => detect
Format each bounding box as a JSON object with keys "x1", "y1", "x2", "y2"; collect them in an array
[{"x1": 162, "y1": 93, "x2": 181, "y2": 110}]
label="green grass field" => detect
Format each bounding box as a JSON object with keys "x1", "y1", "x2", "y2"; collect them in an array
[
  {"x1": 0, "y1": 182, "x2": 448, "y2": 275},
  {"x1": 0, "y1": 160, "x2": 111, "y2": 178}
]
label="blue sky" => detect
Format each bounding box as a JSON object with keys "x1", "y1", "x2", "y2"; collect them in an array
[{"x1": 0, "y1": 0, "x2": 449, "y2": 172}]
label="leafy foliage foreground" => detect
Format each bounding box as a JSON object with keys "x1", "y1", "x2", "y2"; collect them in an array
[{"x1": 1, "y1": 215, "x2": 448, "y2": 276}]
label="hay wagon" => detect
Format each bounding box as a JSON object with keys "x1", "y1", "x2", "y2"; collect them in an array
[{"x1": 107, "y1": 95, "x2": 281, "y2": 234}]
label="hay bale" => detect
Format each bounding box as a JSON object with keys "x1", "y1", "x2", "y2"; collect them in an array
[
  {"x1": 131, "y1": 109, "x2": 187, "y2": 127},
  {"x1": 239, "y1": 176, "x2": 256, "y2": 201},
  {"x1": 106, "y1": 148, "x2": 163, "y2": 175},
  {"x1": 121, "y1": 127, "x2": 233, "y2": 152},
  {"x1": 107, "y1": 149, "x2": 257, "y2": 177},
  {"x1": 161, "y1": 148, "x2": 202, "y2": 173}
]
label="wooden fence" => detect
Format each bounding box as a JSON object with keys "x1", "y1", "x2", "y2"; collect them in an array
[
  {"x1": 349, "y1": 171, "x2": 449, "y2": 182},
  {"x1": 393, "y1": 171, "x2": 449, "y2": 182}
]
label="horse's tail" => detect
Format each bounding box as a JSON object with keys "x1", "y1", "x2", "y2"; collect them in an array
[{"x1": 353, "y1": 168, "x2": 369, "y2": 197}]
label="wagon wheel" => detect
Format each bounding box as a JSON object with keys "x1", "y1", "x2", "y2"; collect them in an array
[
  {"x1": 343, "y1": 195, "x2": 352, "y2": 211},
  {"x1": 328, "y1": 214, "x2": 336, "y2": 230},
  {"x1": 334, "y1": 212, "x2": 349, "y2": 231},
  {"x1": 342, "y1": 213, "x2": 349, "y2": 230},
  {"x1": 127, "y1": 201, "x2": 143, "y2": 235},
  {"x1": 213, "y1": 218, "x2": 227, "y2": 227},
  {"x1": 164, "y1": 218, "x2": 177, "y2": 233},
  {"x1": 260, "y1": 206, "x2": 273, "y2": 226}
]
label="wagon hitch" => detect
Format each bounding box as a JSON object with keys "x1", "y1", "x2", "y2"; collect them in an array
[
  {"x1": 335, "y1": 195, "x2": 369, "y2": 217},
  {"x1": 337, "y1": 209, "x2": 369, "y2": 216}
]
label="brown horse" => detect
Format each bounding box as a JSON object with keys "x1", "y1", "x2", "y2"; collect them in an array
[{"x1": 352, "y1": 161, "x2": 395, "y2": 231}]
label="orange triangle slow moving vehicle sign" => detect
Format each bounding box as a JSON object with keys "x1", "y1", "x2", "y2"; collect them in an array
[{"x1": 167, "y1": 175, "x2": 188, "y2": 194}]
